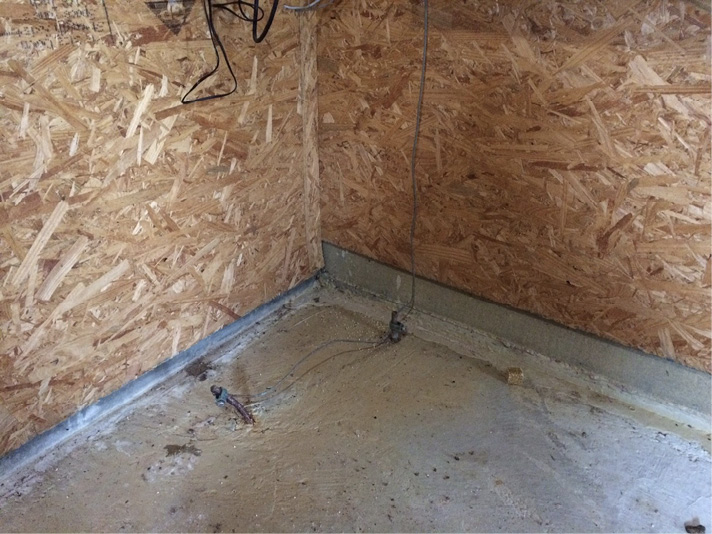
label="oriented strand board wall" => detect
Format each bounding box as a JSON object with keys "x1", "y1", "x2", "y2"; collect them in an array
[
  {"x1": 0, "y1": 0, "x2": 322, "y2": 456},
  {"x1": 318, "y1": 1, "x2": 711, "y2": 372}
]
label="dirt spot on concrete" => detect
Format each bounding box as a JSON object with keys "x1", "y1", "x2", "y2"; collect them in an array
[
  {"x1": 185, "y1": 359, "x2": 213, "y2": 381},
  {"x1": 164, "y1": 444, "x2": 202, "y2": 457}
]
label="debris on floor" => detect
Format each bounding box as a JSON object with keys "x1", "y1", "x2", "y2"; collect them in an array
[
  {"x1": 686, "y1": 518, "x2": 706, "y2": 533},
  {"x1": 506, "y1": 366, "x2": 524, "y2": 385},
  {"x1": 185, "y1": 358, "x2": 213, "y2": 382},
  {"x1": 164, "y1": 444, "x2": 202, "y2": 457}
]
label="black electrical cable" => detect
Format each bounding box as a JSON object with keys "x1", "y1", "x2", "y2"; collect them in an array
[
  {"x1": 213, "y1": 0, "x2": 264, "y2": 21},
  {"x1": 251, "y1": 0, "x2": 279, "y2": 42},
  {"x1": 181, "y1": 0, "x2": 279, "y2": 104},
  {"x1": 181, "y1": 0, "x2": 236, "y2": 104}
]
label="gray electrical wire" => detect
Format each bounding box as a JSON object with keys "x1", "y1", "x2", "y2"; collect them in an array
[
  {"x1": 283, "y1": 0, "x2": 429, "y2": 320},
  {"x1": 283, "y1": 0, "x2": 334, "y2": 11},
  {"x1": 234, "y1": 335, "x2": 390, "y2": 403},
  {"x1": 397, "y1": 0, "x2": 429, "y2": 320},
  {"x1": 224, "y1": 0, "x2": 429, "y2": 406}
]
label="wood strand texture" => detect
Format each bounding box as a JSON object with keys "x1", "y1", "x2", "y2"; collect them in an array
[
  {"x1": 318, "y1": 0, "x2": 711, "y2": 372},
  {"x1": 0, "y1": 0, "x2": 321, "y2": 456}
]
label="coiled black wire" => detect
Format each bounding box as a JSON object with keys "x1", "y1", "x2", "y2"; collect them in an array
[{"x1": 182, "y1": 0, "x2": 279, "y2": 104}]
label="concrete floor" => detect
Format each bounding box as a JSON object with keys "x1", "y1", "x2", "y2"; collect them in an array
[{"x1": 0, "y1": 285, "x2": 710, "y2": 533}]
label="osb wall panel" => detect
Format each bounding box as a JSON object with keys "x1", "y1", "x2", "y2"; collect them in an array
[
  {"x1": 0, "y1": 0, "x2": 321, "y2": 456},
  {"x1": 318, "y1": 1, "x2": 711, "y2": 372}
]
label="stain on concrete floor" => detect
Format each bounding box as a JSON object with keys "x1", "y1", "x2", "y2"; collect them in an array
[{"x1": 0, "y1": 287, "x2": 710, "y2": 533}]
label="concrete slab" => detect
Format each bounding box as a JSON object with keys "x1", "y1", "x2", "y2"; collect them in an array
[
  {"x1": 322, "y1": 242, "x2": 712, "y2": 421},
  {"x1": 0, "y1": 286, "x2": 709, "y2": 533}
]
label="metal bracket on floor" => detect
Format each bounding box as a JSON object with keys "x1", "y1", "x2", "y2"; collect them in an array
[
  {"x1": 388, "y1": 310, "x2": 407, "y2": 343},
  {"x1": 210, "y1": 385, "x2": 255, "y2": 425}
]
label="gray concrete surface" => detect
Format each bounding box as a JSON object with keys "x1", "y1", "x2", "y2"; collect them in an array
[
  {"x1": 0, "y1": 277, "x2": 318, "y2": 480},
  {"x1": 323, "y1": 242, "x2": 712, "y2": 420},
  {"x1": 0, "y1": 286, "x2": 709, "y2": 533}
]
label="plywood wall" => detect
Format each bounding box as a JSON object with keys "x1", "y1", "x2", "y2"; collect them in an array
[
  {"x1": 318, "y1": 1, "x2": 711, "y2": 372},
  {"x1": 0, "y1": 0, "x2": 321, "y2": 456}
]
